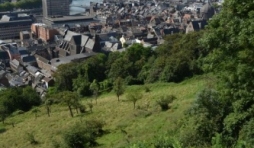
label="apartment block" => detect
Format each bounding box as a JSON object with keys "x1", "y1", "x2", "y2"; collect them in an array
[
  {"x1": 42, "y1": 0, "x2": 70, "y2": 17},
  {"x1": 31, "y1": 23, "x2": 59, "y2": 41}
]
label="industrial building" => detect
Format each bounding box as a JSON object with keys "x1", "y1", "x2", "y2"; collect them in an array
[
  {"x1": 0, "y1": 14, "x2": 35, "y2": 40},
  {"x1": 42, "y1": 15, "x2": 96, "y2": 28}
]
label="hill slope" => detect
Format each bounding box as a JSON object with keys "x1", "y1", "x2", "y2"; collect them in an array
[{"x1": 0, "y1": 75, "x2": 208, "y2": 148}]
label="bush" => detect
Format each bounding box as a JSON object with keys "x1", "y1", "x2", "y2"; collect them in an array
[
  {"x1": 64, "y1": 126, "x2": 90, "y2": 148},
  {"x1": 79, "y1": 105, "x2": 86, "y2": 113},
  {"x1": 63, "y1": 119, "x2": 105, "y2": 148},
  {"x1": 156, "y1": 95, "x2": 176, "y2": 111},
  {"x1": 128, "y1": 141, "x2": 151, "y2": 148},
  {"x1": 144, "y1": 85, "x2": 151, "y2": 93},
  {"x1": 153, "y1": 135, "x2": 182, "y2": 148},
  {"x1": 11, "y1": 110, "x2": 25, "y2": 116},
  {"x1": 26, "y1": 132, "x2": 38, "y2": 145}
]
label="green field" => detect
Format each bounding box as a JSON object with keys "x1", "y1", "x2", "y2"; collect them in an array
[{"x1": 0, "y1": 75, "x2": 208, "y2": 148}]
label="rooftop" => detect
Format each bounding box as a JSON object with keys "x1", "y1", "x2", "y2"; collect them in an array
[
  {"x1": 44, "y1": 15, "x2": 95, "y2": 22},
  {"x1": 50, "y1": 52, "x2": 96, "y2": 71}
]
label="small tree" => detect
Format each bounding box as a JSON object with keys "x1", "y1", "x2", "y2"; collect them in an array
[
  {"x1": 57, "y1": 91, "x2": 79, "y2": 117},
  {"x1": 127, "y1": 91, "x2": 143, "y2": 109},
  {"x1": 0, "y1": 105, "x2": 8, "y2": 124},
  {"x1": 113, "y1": 77, "x2": 125, "y2": 101},
  {"x1": 90, "y1": 79, "x2": 100, "y2": 104},
  {"x1": 44, "y1": 99, "x2": 52, "y2": 117},
  {"x1": 156, "y1": 95, "x2": 176, "y2": 111}
]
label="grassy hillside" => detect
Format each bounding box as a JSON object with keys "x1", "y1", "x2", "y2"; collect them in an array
[{"x1": 0, "y1": 75, "x2": 209, "y2": 148}]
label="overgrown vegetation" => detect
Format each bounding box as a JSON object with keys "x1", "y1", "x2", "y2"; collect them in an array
[
  {"x1": 62, "y1": 119, "x2": 105, "y2": 148},
  {"x1": 0, "y1": 0, "x2": 42, "y2": 11},
  {"x1": 0, "y1": 76, "x2": 206, "y2": 147},
  {"x1": 1, "y1": 0, "x2": 253, "y2": 147},
  {"x1": 53, "y1": 32, "x2": 205, "y2": 98},
  {"x1": 0, "y1": 86, "x2": 41, "y2": 123},
  {"x1": 156, "y1": 95, "x2": 176, "y2": 111}
]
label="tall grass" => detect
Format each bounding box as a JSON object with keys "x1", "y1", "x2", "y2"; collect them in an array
[{"x1": 0, "y1": 75, "x2": 207, "y2": 148}]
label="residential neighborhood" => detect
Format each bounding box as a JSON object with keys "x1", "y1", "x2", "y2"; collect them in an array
[{"x1": 0, "y1": 0, "x2": 219, "y2": 98}]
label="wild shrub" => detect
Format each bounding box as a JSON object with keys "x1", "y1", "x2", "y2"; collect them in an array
[
  {"x1": 62, "y1": 119, "x2": 105, "y2": 148},
  {"x1": 156, "y1": 95, "x2": 176, "y2": 111},
  {"x1": 26, "y1": 132, "x2": 38, "y2": 145}
]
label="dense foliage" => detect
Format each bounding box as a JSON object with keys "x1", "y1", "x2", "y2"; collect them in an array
[
  {"x1": 0, "y1": 86, "x2": 41, "y2": 123},
  {"x1": 5, "y1": 0, "x2": 254, "y2": 146},
  {"x1": 178, "y1": 0, "x2": 254, "y2": 147},
  {"x1": 0, "y1": 0, "x2": 41, "y2": 12},
  {"x1": 54, "y1": 32, "x2": 205, "y2": 98},
  {"x1": 62, "y1": 119, "x2": 105, "y2": 148}
]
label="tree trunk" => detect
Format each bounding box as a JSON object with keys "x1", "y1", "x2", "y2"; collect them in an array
[
  {"x1": 117, "y1": 95, "x2": 120, "y2": 102},
  {"x1": 95, "y1": 96, "x2": 97, "y2": 104},
  {"x1": 47, "y1": 106, "x2": 50, "y2": 117},
  {"x1": 134, "y1": 101, "x2": 136, "y2": 109},
  {"x1": 68, "y1": 105, "x2": 74, "y2": 117}
]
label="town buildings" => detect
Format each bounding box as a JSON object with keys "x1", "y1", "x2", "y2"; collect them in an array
[
  {"x1": 0, "y1": 13, "x2": 35, "y2": 39},
  {"x1": 0, "y1": 0, "x2": 218, "y2": 97}
]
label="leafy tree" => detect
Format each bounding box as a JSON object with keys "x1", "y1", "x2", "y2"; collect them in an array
[
  {"x1": 239, "y1": 119, "x2": 254, "y2": 147},
  {"x1": 146, "y1": 31, "x2": 204, "y2": 83},
  {"x1": 108, "y1": 57, "x2": 130, "y2": 82},
  {"x1": 73, "y1": 54, "x2": 107, "y2": 97},
  {"x1": 53, "y1": 62, "x2": 78, "y2": 91},
  {"x1": 0, "y1": 105, "x2": 8, "y2": 124},
  {"x1": 89, "y1": 79, "x2": 100, "y2": 104},
  {"x1": 0, "y1": 0, "x2": 42, "y2": 12},
  {"x1": 198, "y1": 0, "x2": 254, "y2": 146},
  {"x1": 99, "y1": 79, "x2": 112, "y2": 92},
  {"x1": 73, "y1": 75, "x2": 91, "y2": 97},
  {"x1": 0, "y1": 86, "x2": 41, "y2": 119},
  {"x1": 22, "y1": 86, "x2": 41, "y2": 108},
  {"x1": 183, "y1": 88, "x2": 224, "y2": 147},
  {"x1": 107, "y1": 44, "x2": 153, "y2": 84},
  {"x1": 56, "y1": 91, "x2": 79, "y2": 117},
  {"x1": 105, "y1": 52, "x2": 122, "y2": 74},
  {"x1": 126, "y1": 91, "x2": 143, "y2": 109},
  {"x1": 113, "y1": 77, "x2": 125, "y2": 101},
  {"x1": 44, "y1": 99, "x2": 52, "y2": 117}
]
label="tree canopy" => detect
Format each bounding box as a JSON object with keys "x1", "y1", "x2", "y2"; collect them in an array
[
  {"x1": 187, "y1": 0, "x2": 254, "y2": 146},
  {"x1": 0, "y1": 0, "x2": 42, "y2": 12}
]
